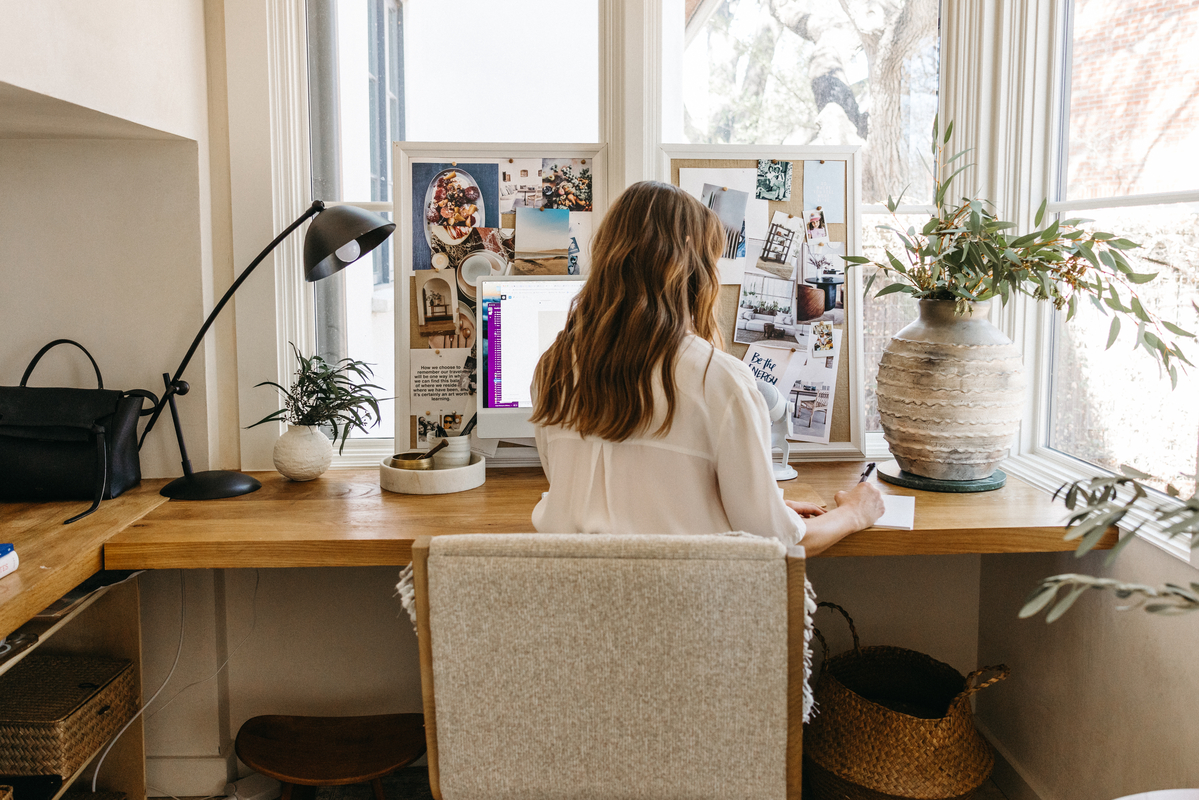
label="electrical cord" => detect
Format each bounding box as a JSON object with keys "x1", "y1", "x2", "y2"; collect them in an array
[
  {"x1": 92, "y1": 570, "x2": 186, "y2": 791},
  {"x1": 90, "y1": 569, "x2": 261, "y2": 792},
  {"x1": 148, "y1": 569, "x2": 261, "y2": 721}
]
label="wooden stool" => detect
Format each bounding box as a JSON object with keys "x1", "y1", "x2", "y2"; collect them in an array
[{"x1": 235, "y1": 714, "x2": 426, "y2": 800}]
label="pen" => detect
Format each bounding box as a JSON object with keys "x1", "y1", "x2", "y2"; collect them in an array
[{"x1": 859, "y1": 462, "x2": 876, "y2": 483}]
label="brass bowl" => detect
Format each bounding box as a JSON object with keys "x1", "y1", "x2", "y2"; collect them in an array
[{"x1": 387, "y1": 452, "x2": 435, "y2": 471}]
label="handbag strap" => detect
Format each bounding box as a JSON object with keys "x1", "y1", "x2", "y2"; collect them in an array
[
  {"x1": 63, "y1": 424, "x2": 107, "y2": 525},
  {"x1": 21, "y1": 340, "x2": 105, "y2": 389}
]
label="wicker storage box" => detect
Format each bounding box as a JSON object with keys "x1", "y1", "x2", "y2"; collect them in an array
[
  {"x1": 805, "y1": 603, "x2": 1009, "y2": 800},
  {"x1": 1, "y1": 785, "x2": 12, "y2": 800},
  {"x1": 0, "y1": 655, "x2": 137, "y2": 779}
]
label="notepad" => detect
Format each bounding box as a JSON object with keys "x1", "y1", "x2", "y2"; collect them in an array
[{"x1": 875, "y1": 495, "x2": 916, "y2": 530}]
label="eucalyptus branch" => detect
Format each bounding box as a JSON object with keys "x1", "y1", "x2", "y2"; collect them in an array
[
  {"x1": 844, "y1": 117, "x2": 1196, "y2": 378},
  {"x1": 1019, "y1": 467, "x2": 1199, "y2": 621}
]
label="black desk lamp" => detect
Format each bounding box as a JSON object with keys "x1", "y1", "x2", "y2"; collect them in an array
[{"x1": 141, "y1": 200, "x2": 396, "y2": 500}]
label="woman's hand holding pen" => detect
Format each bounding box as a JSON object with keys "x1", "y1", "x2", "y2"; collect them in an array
[{"x1": 784, "y1": 476, "x2": 886, "y2": 556}]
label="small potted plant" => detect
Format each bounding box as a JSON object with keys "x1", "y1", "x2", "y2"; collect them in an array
[
  {"x1": 846, "y1": 118, "x2": 1193, "y2": 485},
  {"x1": 250, "y1": 344, "x2": 384, "y2": 481}
]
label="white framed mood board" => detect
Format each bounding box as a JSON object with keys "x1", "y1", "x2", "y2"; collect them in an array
[
  {"x1": 661, "y1": 144, "x2": 866, "y2": 460},
  {"x1": 393, "y1": 142, "x2": 608, "y2": 460}
]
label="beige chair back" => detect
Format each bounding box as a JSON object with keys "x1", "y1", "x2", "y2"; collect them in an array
[{"x1": 412, "y1": 533, "x2": 806, "y2": 800}]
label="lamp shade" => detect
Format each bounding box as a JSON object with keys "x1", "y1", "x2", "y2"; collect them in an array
[{"x1": 303, "y1": 204, "x2": 396, "y2": 282}]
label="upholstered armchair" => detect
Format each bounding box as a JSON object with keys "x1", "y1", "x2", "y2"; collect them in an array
[{"x1": 411, "y1": 533, "x2": 807, "y2": 800}]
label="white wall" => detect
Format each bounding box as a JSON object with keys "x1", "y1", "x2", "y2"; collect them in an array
[
  {"x1": 0, "y1": 0, "x2": 209, "y2": 141},
  {"x1": 0, "y1": 139, "x2": 210, "y2": 476},
  {"x1": 977, "y1": 543, "x2": 1199, "y2": 800}
]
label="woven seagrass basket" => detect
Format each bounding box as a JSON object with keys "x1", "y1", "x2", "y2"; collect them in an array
[
  {"x1": 1, "y1": 785, "x2": 12, "y2": 800},
  {"x1": 0, "y1": 655, "x2": 137, "y2": 779},
  {"x1": 804, "y1": 603, "x2": 1009, "y2": 800}
]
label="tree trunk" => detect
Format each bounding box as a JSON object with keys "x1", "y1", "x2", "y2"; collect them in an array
[{"x1": 769, "y1": 0, "x2": 938, "y2": 201}]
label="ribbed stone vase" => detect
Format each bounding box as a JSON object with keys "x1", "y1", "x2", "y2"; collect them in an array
[{"x1": 877, "y1": 300, "x2": 1025, "y2": 481}]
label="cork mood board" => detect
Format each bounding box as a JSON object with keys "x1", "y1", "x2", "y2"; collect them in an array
[{"x1": 665, "y1": 145, "x2": 864, "y2": 457}]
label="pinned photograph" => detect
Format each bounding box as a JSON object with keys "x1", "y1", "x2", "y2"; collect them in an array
[
  {"x1": 513, "y1": 206, "x2": 571, "y2": 275},
  {"x1": 800, "y1": 241, "x2": 846, "y2": 323},
  {"x1": 802, "y1": 240, "x2": 846, "y2": 279},
  {"x1": 679, "y1": 167, "x2": 769, "y2": 284},
  {"x1": 804, "y1": 208, "x2": 828, "y2": 242},
  {"x1": 754, "y1": 211, "x2": 805, "y2": 280},
  {"x1": 734, "y1": 273, "x2": 799, "y2": 347},
  {"x1": 788, "y1": 328, "x2": 842, "y2": 444},
  {"x1": 568, "y1": 212, "x2": 593, "y2": 275},
  {"x1": 411, "y1": 162, "x2": 499, "y2": 270},
  {"x1": 500, "y1": 158, "x2": 544, "y2": 212},
  {"x1": 701, "y1": 183, "x2": 750, "y2": 260},
  {"x1": 415, "y1": 268, "x2": 459, "y2": 335},
  {"x1": 429, "y1": 303, "x2": 477, "y2": 350},
  {"x1": 541, "y1": 158, "x2": 594, "y2": 211},
  {"x1": 803, "y1": 160, "x2": 846, "y2": 224},
  {"x1": 812, "y1": 321, "x2": 834, "y2": 354},
  {"x1": 756, "y1": 159, "x2": 793, "y2": 201}
]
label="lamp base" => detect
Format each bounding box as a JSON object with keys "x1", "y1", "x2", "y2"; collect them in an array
[
  {"x1": 161, "y1": 470, "x2": 262, "y2": 500},
  {"x1": 773, "y1": 463, "x2": 799, "y2": 481}
]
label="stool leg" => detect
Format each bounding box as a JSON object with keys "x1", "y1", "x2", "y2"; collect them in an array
[
  {"x1": 371, "y1": 777, "x2": 387, "y2": 800},
  {"x1": 281, "y1": 784, "x2": 293, "y2": 800}
]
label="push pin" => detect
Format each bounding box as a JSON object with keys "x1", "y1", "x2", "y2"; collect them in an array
[
  {"x1": 451, "y1": 161, "x2": 457, "y2": 167},
  {"x1": 581, "y1": 159, "x2": 587, "y2": 164},
  {"x1": 722, "y1": 186, "x2": 728, "y2": 191},
  {"x1": 819, "y1": 160, "x2": 825, "y2": 164},
  {"x1": 771, "y1": 159, "x2": 779, "y2": 164}
]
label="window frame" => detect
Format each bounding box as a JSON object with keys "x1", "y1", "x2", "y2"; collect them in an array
[{"x1": 999, "y1": 0, "x2": 1198, "y2": 564}]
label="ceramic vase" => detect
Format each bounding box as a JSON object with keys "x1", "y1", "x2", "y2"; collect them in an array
[
  {"x1": 273, "y1": 425, "x2": 333, "y2": 481},
  {"x1": 876, "y1": 299, "x2": 1025, "y2": 481}
]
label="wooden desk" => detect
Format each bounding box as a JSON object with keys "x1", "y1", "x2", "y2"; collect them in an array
[
  {"x1": 1, "y1": 483, "x2": 168, "y2": 640},
  {"x1": 103, "y1": 462, "x2": 1112, "y2": 570},
  {"x1": 0, "y1": 487, "x2": 165, "y2": 800}
]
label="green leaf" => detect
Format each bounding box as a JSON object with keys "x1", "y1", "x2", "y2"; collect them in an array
[
  {"x1": 1131, "y1": 296, "x2": 1151, "y2": 322},
  {"x1": 943, "y1": 119, "x2": 954, "y2": 143},
  {"x1": 1106, "y1": 316, "x2": 1121, "y2": 349},
  {"x1": 1162, "y1": 320, "x2": 1195, "y2": 338},
  {"x1": 1034, "y1": 198, "x2": 1047, "y2": 227},
  {"x1": 1119, "y1": 464, "x2": 1153, "y2": 480},
  {"x1": 1046, "y1": 585, "x2": 1090, "y2": 623},
  {"x1": 875, "y1": 282, "x2": 913, "y2": 297},
  {"x1": 1019, "y1": 583, "x2": 1061, "y2": 619}
]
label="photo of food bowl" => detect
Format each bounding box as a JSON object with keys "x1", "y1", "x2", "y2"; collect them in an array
[{"x1": 424, "y1": 168, "x2": 487, "y2": 246}]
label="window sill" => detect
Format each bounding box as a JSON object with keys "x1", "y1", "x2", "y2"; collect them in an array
[{"x1": 1002, "y1": 448, "x2": 1195, "y2": 567}]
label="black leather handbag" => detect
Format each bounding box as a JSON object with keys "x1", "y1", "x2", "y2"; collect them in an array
[{"x1": 0, "y1": 340, "x2": 159, "y2": 524}]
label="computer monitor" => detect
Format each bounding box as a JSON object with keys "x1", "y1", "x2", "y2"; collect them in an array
[{"x1": 477, "y1": 274, "x2": 586, "y2": 439}]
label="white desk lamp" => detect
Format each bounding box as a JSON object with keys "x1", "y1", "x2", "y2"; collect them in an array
[{"x1": 756, "y1": 380, "x2": 798, "y2": 481}]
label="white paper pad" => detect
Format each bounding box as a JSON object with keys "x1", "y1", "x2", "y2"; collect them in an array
[{"x1": 875, "y1": 495, "x2": 916, "y2": 530}]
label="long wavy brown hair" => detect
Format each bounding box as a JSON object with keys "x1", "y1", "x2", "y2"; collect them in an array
[{"x1": 531, "y1": 180, "x2": 724, "y2": 441}]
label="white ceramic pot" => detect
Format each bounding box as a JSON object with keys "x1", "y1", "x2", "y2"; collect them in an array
[
  {"x1": 876, "y1": 299, "x2": 1025, "y2": 481},
  {"x1": 429, "y1": 435, "x2": 472, "y2": 469},
  {"x1": 273, "y1": 425, "x2": 333, "y2": 481}
]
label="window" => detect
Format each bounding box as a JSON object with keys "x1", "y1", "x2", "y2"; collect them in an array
[
  {"x1": 305, "y1": 0, "x2": 600, "y2": 447},
  {"x1": 668, "y1": 0, "x2": 941, "y2": 205},
  {"x1": 667, "y1": 0, "x2": 940, "y2": 435},
  {"x1": 1045, "y1": 0, "x2": 1199, "y2": 497}
]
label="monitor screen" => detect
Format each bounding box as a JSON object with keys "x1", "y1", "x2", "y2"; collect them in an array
[{"x1": 477, "y1": 275, "x2": 585, "y2": 438}]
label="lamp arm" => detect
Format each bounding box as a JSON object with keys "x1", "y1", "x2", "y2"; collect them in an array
[{"x1": 140, "y1": 200, "x2": 325, "y2": 444}]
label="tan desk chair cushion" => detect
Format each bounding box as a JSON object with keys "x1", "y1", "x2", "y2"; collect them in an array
[{"x1": 414, "y1": 533, "x2": 803, "y2": 800}]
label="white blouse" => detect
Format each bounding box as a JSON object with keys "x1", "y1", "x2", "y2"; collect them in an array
[{"x1": 532, "y1": 335, "x2": 805, "y2": 545}]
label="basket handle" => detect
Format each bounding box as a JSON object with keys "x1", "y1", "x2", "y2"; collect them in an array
[
  {"x1": 814, "y1": 602, "x2": 861, "y2": 653},
  {"x1": 955, "y1": 664, "x2": 1010, "y2": 704}
]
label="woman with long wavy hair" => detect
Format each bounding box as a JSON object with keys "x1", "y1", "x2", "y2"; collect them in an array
[{"x1": 531, "y1": 181, "x2": 882, "y2": 554}]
